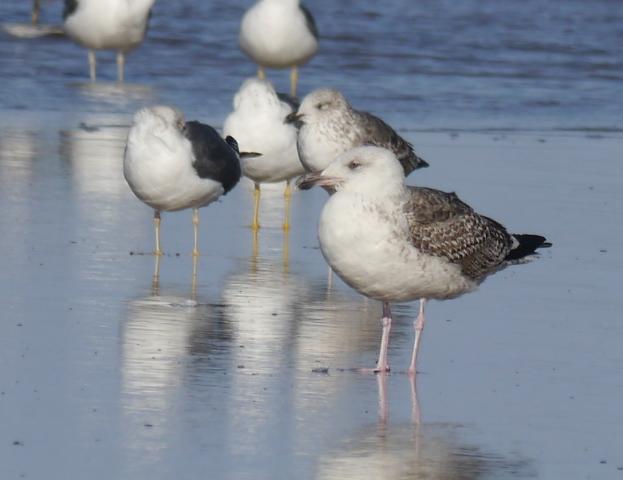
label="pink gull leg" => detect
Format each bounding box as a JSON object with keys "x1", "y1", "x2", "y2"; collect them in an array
[
  {"x1": 408, "y1": 298, "x2": 427, "y2": 375},
  {"x1": 374, "y1": 302, "x2": 392, "y2": 373},
  {"x1": 409, "y1": 373, "x2": 421, "y2": 425},
  {"x1": 376, "y1": 372, "x2": 389, "y2": 425}
]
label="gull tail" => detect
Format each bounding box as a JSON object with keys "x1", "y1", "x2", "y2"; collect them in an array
[{"x1": 505, "y1": 234, "x2": 552, "y2": 262}]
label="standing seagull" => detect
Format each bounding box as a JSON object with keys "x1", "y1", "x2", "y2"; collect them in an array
[
  {"x1": 239, "y1": 0, "x2": 319, "y2": 97},
  {"x1": 124, "y1": 105, "x2": 241, "y2": 256},
  {"x1": 287, "y1": 88, "x2": 429, "y2": 175},
  {"x1": 223, "y1": 78, "x2": 304, "y2": 230},
  {"x1": 298, "y1": 146, "x2": 550, "y2": 374},
  {"x1": 63, "y1": 0, "x2": 156, "y2": 82}
]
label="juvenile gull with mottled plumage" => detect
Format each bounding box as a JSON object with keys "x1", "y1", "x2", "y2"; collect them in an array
[
  {"x1": 124, "y1": 105, "x2": 241, "y2": 256},
  {"x1": 298, "y1": 146, "x2": 550, "y2": 374},
  {"x1": 286, "y1": 88, "x2": 429, "y2": 175}
]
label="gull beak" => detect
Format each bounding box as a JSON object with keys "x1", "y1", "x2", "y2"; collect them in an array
[
  {"x1": 296, "y1": 172, "x2": 342, "y2": 191},
  {"x1": 285, "y1": 111, "x2": 305, "y2": 128}
]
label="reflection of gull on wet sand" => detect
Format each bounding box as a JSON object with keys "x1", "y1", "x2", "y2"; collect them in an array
[
  {"x1": 318, "y1": 375, "x2": 533, "y2": 480},
  {"x1": 120, "y1": 294, "x2": 209, "y2": 462},
  {"x1": 221, "y1": 258, "x2": 311, "y2": 372},
  {"x1": 60, "y1": 115, "x2": 129, "y2": 198},
  {"x1": 316, "y1": 422, "x2": 535, "y2": 480},
  {"x1": 120, "y1": 295, "x2": 214, "y2": 423}
]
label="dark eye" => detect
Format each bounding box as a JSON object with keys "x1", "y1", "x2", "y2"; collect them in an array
[
  {"x1": 348, "y1": 160, "x2": 361, "y2": 170},
  {"x1": 317, "y1": 102, "x2": 330, "y2": 110}
]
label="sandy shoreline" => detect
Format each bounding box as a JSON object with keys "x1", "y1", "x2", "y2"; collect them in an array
[{"x1": 1, "y1": 114, "x2": 622, "y2": 479}]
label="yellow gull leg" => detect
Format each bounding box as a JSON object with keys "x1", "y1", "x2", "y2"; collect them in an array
[
  {"x1": 251, "y1": 183, "x2": 261, "y2": 230},
  {"x1": 290, "y1": 66, "x2": 299, "y2": 97},
  {"x1": 283, "y1": 180, "x2": 292, "y2": 231},
  {"x1": 192, "y1": 208, "x2": 200, "y2": 257}
]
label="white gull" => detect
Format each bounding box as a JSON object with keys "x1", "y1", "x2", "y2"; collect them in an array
[
  {"x1": 124, "y1": 105, "x2": 241, "y2": 256},
  {"x1": 297, "y1": 146, "x2": 551, "y2": 374},
  {"x1": 223, "y1": 78, "x2": 304, "y2": 230},
  {"x1": 239, "y1": 0, "x2": 319, "y2": 97},
  {"x1": 63, "y1": 0, "x2": 156, "y2": 82}
]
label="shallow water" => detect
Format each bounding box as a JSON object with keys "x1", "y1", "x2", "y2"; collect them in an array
[
  {"x1": 1, "y1": 0, "x2": 622, "y2": 130},
  {"x1": 1, "y1": 1, "x2": 623, "y2": 479}
]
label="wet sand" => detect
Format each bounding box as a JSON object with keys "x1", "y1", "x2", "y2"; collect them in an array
[{"x1": 1, "y1": 111, "x2": 622, "y2": 478}]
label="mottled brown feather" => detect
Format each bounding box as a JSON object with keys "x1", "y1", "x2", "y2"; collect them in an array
[
  {"x1": 354, "y1": 111, "x2": 428, "y2": 175},
  {"x1": 404, "y1": 187, "x2": 513, "y2": 280}
]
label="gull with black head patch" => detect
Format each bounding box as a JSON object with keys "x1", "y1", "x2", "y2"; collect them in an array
[
  {"x1": 239, "y1": 0, "x2": 319, "y2": 97},
  {"x1": 124, "y1": 105, "x2": 241, "y2": 256},
  {"x1": 287, "y1": 88, "x2": 429, "y2": 176},
  {"x1": 63, "y1": 0, "x2": 156, "y2": 82},
  {"x1": 298, "y1": 146, "x2": 550, "y2": 374}
]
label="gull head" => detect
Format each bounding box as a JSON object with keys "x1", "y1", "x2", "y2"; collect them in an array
[
  {"x1": 286, "y1": 88, "x2": 350, "y2": 128},
  {"x1": 132, "y1": 105, "x2": 186, "y2": 134},
  {"x1": 297, "y1": 146, "x2": 405, "y2": 195}
]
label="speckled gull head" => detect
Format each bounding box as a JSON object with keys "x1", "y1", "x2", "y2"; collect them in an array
[
  {"x1": 297, "y1": 146, "x2": 405, "y2": 195},
  {"x1": 232, "y1": 77, "x2": 283, "y2": 112},
  {"x1": 287, "y1": 88, "x2": 350, "y2": 127}
]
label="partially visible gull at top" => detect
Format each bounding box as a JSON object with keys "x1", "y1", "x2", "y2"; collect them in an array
[
  {"x1": 1, "y1": 0, "x2": 63, "y2": 38},
  {"x1": 287, "y1": 88, "x2": 429, "y2": 176},
  {"x1": 298, "y1": 146, "x2": 551, "y2": 374},
  {"x1": 63, "y1": 0, "x2": 156, "y2": 82},
  {"x1": 239, "y1": 0, "x2": 319, "y2": 97},
  {"x1": 223, "y1": 77, "x2": 305, "y2": 230},
  {"x1": 124, "y1": 105, "x2": 242, "y2": 256}
]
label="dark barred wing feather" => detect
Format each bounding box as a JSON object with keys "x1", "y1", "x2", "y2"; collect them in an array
[
  {"x1": 355, "y1": 111, "x2": 428, "y2": 176},
  {"x1": 404, "y1": 187, "x2": 513, "y2": 280}
]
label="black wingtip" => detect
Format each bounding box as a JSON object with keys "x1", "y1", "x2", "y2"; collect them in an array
[
  {"x1": 401, "y1": 153, "x2": 429, "y2": 176},
  {"x1": 506, "y1": 234, "x2": 551, "y2": 261},
  {"x1": 416, "y1": 155, "x2": 429, "y2": 169}
]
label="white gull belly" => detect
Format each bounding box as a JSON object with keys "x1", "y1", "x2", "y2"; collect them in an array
[{"x1": 318, "y1": 193, "x2": 477, "y2": 302}]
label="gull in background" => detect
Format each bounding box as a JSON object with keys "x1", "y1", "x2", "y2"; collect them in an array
[
  {"x1": 239, "y1": 0, "x2": 319, "y2": 97},
  {"x1": 63, "y1": 0, "x2": 156, "y2": 82}
]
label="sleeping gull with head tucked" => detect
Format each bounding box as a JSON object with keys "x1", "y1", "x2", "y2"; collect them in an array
[
  {"x1": 124, "y1": 105, "x2": 241, "y2": 256},
  {"x1": 298, "y1": 146, "x2": 550, "y2": 374},
  {"x1": 286, "y1": 88, "x2": 429, "y2": 176},
  {"x1": 223, "y1": 77, "x2": 304, "y2": 230}
]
